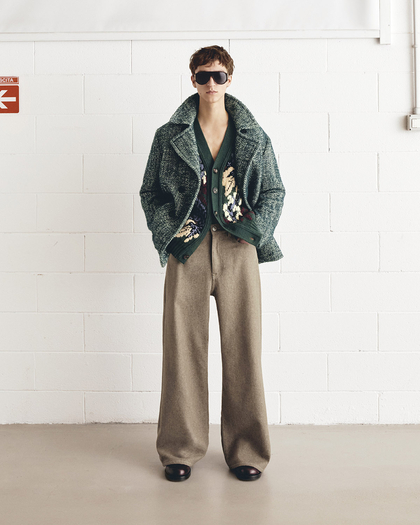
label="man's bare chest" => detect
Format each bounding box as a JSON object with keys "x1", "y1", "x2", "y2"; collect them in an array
[{"x1": 200, "y1": 125, "x2": 228, "y2": 162}]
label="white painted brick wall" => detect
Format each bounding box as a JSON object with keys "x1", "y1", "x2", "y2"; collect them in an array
[{"x1": 1, "y1": 17, "x2": 420, "y2": 425}]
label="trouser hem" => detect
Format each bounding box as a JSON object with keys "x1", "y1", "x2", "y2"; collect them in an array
[{"x1": 161, "y1": 457, "x2": 202, "y2": 468}]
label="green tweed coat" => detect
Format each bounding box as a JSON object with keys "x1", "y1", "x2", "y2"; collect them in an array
[{"x1": 140, "y1": 92, "x2": 286, "y2": 268}]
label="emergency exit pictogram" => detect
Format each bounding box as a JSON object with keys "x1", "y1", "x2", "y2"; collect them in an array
[{"x1": 0, "y1": 77, "x2": 19, "y2": 113}]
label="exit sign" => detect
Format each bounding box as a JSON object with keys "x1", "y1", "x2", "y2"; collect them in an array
[{"x1": 0, "y1": 77, "x2": 19, "y2": 113}]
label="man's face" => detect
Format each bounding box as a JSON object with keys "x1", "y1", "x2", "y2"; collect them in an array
[{"x1": 191, "y1": 60, "x2": 232, "y2": 103}]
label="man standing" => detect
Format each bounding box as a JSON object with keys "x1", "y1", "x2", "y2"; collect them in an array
[{"x1": 140, "y1": 45, "x2": 285, "y2": 482}]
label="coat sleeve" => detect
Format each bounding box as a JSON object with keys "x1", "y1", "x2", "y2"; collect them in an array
[
  {"x1": 139, "y1": 127, "x2": 173, "y2": 235},
  {"x1": 253, "y1": 135, "x2": 286, "y2": 248}
]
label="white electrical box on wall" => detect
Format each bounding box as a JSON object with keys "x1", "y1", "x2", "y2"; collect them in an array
[{"x1": 407, "y1": 115, "x2": 420, "y2": 130}]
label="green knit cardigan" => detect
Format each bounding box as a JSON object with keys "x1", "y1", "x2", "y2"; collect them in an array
[{"x1": 140, "y1": 92, "x2": 286, "y2": 268}]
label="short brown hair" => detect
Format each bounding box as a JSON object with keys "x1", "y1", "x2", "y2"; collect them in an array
[{"x1": 189, "y1": 45, "x2": 235, "y2": 76}]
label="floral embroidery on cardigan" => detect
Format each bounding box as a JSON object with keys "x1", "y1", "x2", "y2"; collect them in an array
[
  {"x1": 222, "y1": 155, "x2": 254, "y2": 224},
  {"x1": 222, "y1": 165, "x2": 236, "y2": 196},
  {"x1": 174, "y1": 157, "x2": 207, "y2": 242}
]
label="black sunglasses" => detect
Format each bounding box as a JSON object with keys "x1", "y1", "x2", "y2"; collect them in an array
[{"x1": 194, "y1": 71, "x2": 229, "y2": 85}]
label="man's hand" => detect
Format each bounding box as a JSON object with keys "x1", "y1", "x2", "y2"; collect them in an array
[{"x1": 236, "y1": 237, "x2": 250, "y2": 245}]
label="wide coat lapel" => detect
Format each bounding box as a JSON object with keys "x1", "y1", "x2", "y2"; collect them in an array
[
  {"x1": 169, "y1": 126, "x2": 202, "y2": 182},
  {"x1": 233, "y1": 129, "x2": 259, "y2": 196}
]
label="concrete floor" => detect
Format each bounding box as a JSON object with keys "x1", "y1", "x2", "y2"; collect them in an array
[{"x1": 1, "y1": 423, "x2": 420, "y2": 525}]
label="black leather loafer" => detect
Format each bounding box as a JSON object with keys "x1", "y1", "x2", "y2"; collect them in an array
[
  {"x1": 230, "y1": 465, "x2": 262, "y2": 481},
  {"x1": 164, "y1": 464, "x2": 191, "y2": 482}
]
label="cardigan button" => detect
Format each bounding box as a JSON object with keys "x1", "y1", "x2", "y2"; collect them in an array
[
  {"x1": 213, "y1": 187, "x2": 218, "y2": 194},
  {"x1": 213, "y1": 168, "x2": 218, "y2": 173},
  {"x1": 183, "y1": 254, "x2": 189, "y2": 259}
]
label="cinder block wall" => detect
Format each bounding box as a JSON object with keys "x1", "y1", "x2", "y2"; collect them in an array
[{"x1": 1, "y1": 14, "x2": 419, "y2": 424}]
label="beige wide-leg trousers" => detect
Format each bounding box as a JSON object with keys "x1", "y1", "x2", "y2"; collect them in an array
[{"x1": 156, "y1": 222, "x2": 271, "y2": 472}]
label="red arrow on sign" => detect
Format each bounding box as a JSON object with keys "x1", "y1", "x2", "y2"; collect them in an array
[{"x1": 0, "y1": 90, "x2": 17, "y2": 109}]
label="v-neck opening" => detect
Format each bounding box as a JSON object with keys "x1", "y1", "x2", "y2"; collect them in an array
[{"x1": 194, "y1": 114, "x2": 233, "y2": 171}]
